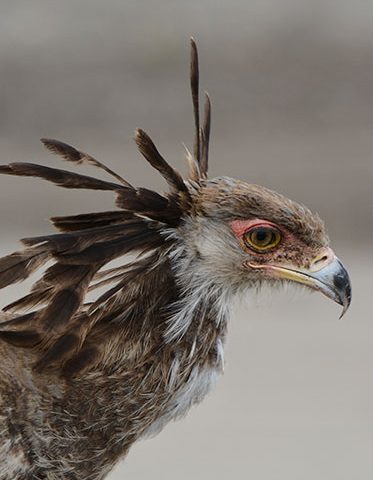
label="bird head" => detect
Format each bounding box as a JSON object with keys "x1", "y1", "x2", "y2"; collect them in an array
[{"x1": 176, "y1": 176, "x2": 351, "y2": 317}]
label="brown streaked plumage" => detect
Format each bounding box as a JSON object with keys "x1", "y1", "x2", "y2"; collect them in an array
[{"x1": 0, "y1": 39, "x2": 351, "y2": 479}]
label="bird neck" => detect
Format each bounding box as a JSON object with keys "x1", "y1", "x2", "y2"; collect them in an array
[
  {"x1": 162, "y1": 243, "x2": 235, "y2": 368},
  {"x1": 89, "y1": 244, "x2": 232, "y2": 375}
]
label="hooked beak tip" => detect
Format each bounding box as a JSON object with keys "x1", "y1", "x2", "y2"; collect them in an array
[
  {"x1": 336, "y1": 261, "x2": 352, "y2": 318},
  {"x1": 339, "y1": 306, "x2": 348, "y2": 320}
]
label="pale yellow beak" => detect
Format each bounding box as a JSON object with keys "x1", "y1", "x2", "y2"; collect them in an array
[{"x1": 248, "y1": 249, "x2": 351, "y2": 318}]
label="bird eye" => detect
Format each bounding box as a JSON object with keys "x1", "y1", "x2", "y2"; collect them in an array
[{"x1": 243, "y1": 226, "x2": 281, "y2": 252}]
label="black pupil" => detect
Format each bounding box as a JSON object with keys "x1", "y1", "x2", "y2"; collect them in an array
[{"x1": 255, "y1": 229, "x2": 269, "y2": 243}]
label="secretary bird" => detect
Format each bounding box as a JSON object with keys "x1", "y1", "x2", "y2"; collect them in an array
[{"x1": 0, "y1": 40, "x2": 351, "y2": 479}]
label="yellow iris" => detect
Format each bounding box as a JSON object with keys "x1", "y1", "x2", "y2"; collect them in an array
[{"x1": 243, "y1": 226, "x2": 281, "y2": 252}]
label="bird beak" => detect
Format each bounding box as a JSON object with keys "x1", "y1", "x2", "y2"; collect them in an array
[{"x1": 248, "y1": 250, "x2": 351, "y2": 318}]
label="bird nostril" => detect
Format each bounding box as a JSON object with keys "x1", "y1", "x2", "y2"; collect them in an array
[
  {"x1": 313, "y1": 255, "x2": 329, "y2": 266},
  {"x1": 310, "y1": 253, "x2": 332, "y2": 271}
]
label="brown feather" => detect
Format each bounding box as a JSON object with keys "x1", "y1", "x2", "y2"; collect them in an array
[
  {"x1": 0, "y1": 329, "x2": 42, "y2": 348},
  {"x1": 0, "y1": 162, "x2": 123, "y2": 191},
  {"x1": 200, "y1": 92, "x2": 211, "y2": 177},
  {"x1": 34, "y1": 333, "x2": 81, "y2": 372},
  {"x1": 22, "y1": 220, "x2": 149, "y2": 253},
  {"x1": 51, "y1": 211, "x2": 135, "y2": 232},
  {"x1": 115, "y1": 188, "x2": 182, "y2": 225},
  {"x1": 3, "y1": 288, "x2": 52, "y2": 312},
  {"x1": 0, "y1": 246, "x2": 50, "y2": 289},
  {"x1": 135, "y1": 129, "x2": 189, "y2": 196},
  {"x1": 0, "y1": 311, "x2": 38, "y2": 329},
  {"x1": 88, "y1": 271, "x2": 129, "y2": 292},
  {"x1": 41, "y1": 138, "x2": 133, "y2": 188},
  {"x1": 56, "y1": 229, "x2": 165, "y2": 265},
  {"x1": 188, "y1": 40, "x2": 211, "y2": 179},
  {"x1": 190, "y1": 37, "x2": 200, "y2": 165},
  {"x1": 62, "y1": 344, "x2": 100, "y2": 378},
  {"x1": 39, "y1": 288, "x2": 86, "y2": 332}
]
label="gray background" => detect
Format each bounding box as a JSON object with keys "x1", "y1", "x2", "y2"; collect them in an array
[{"x1": 0, "y1": 1, "x2": 371, "y2": 479}]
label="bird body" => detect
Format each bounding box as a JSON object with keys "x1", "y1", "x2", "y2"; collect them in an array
[
  {"x1": 0, "y1": 228, "x2": 226, "y2": 478},
  {"x1": 0, "y1": 41, "x2": 351, "y2": 479}
]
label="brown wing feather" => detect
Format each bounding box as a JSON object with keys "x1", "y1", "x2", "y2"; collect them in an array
[
  {"x1": 3, "y1": 288, "x2": 53, "y2": 313},
  {"x1": 0, "y1": 246, "x2": 50, "y2": 289},
  {"x1": 0, "y1": 330, "x2": 42, "y2": 348}
]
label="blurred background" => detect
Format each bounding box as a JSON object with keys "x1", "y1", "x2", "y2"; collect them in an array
[{"x1": 0, "y1": 1, "x2": 372, "y2": 479}]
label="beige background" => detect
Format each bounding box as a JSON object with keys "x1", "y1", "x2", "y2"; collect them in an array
[{"x1": 0, "y1": 1, "x2": 371, "y2": 479}]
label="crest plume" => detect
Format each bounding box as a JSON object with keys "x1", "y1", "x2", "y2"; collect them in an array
[
  {"x1": 190, "y1": 37, "x2": 211, "y2": 179},
  {"x1": 41, "y1": 137, "x2": 134, "y2": 188},
  {"x1": 134, "y1": 128, "x2": 189, "y2": 195}
]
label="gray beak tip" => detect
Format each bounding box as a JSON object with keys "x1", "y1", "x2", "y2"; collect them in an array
[
  {"x1": 335, "y1": 259, "x2": 351, "y2": 319},
  {"x1": 338, "y1": 303, "x2": 350, "y2": 320}
]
